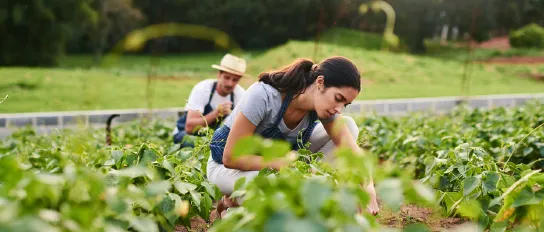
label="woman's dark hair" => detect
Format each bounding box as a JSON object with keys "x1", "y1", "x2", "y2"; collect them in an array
[{"x1": 258, "y1": 56, "x2": 361, "y2": 95}]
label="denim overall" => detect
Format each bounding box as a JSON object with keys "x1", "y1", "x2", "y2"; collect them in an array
[
  {"x1": 174, "y1": 82, "x2": 234, "y2": 147},
  {"x1": 210, "y1": 92, "x2": 319, "y2": 164}
]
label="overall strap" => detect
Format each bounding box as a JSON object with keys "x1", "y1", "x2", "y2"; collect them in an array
[
  {"x1": 230, "y1": 89, "x2": 235, "y2": 109},
  {"x1": 273, "y1": 92, "x2": 294, "y2": 126},
  {"x1": 208, "y1": 82, "x2": 217, "y2": 104}
]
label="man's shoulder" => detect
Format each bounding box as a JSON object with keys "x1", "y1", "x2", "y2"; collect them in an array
[{"x1": 194, "y1": 79, "x2": 216, "y2": 89}]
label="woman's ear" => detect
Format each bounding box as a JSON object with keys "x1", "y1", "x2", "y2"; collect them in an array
[
  {"x1": 316, "y1": 75, "x2": 325, "y2": 86},
  {"x1": 314, "y1": 75, "x2": 325, "y2": 92}
]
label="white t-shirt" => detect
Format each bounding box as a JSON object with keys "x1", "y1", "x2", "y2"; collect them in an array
[{"x1": 184, "y1": 79, "x2": 246, "y2": 113}]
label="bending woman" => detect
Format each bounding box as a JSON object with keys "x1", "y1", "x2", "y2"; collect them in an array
[{"x1": 207, "y1": 56, "x2": 379, "y2": 217}]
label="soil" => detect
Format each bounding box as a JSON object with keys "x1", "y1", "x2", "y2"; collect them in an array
[
  {"x1": 378, "y1": 204, "x2": 466, "y2": 232},
  {"x1": 455, "y1": 36, "x2": 544, "y2": 65},
  {"x1": 173, "y1": 203, "x2": 467, "y2": 232},
  {"x1": 476, "y1": 36, "x2": 511, "y2": 51},
  {"x1": 174, "y1": 209, "x2": 219, "y2": 232},
  {"x1": 520, "y1": 72, "x2": 544, "y2": 82}
]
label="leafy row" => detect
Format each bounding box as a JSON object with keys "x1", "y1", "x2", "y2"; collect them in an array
[{"x1": 0, "y1": 100, "x2": 543, "y2": 231}]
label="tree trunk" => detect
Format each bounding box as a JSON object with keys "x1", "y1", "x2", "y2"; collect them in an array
[
  {"x1": 413, "y1": 8, "x2": 429, "y2": 53},
  {"x1": 93, "y1": 0, "x2": 110, "y2": 65}
]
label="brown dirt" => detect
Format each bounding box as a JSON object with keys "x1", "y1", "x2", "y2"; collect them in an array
[
  {"x1": 519, "y1": 72, "x2": 544, "y2": 82},
  {"x1": 174, "y1": 209, "x2": 219, "y2": 232},
  {"x1": 476, "y1": 36, "x2": 511, "y2": 51},
  {"x1": 378, "y1": 204, "x2": 466, "y2": 232},
  {"x1": 452, "y1": 36, "x2": 511, "y2": 51},
  {"x1": 173, "y1": 202, "x2": 466, "y2": 232},
  {"x1": 453, "y1": 36, "x2": 544, "y2": 65}
]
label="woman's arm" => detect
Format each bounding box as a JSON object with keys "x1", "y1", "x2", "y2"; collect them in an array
[
  {"x1": 322, "y1": 115, "x2": 380, "y2": 215},
  {"x1": 322, "y1": 116, "x2": 359, "y2": 151},
  {"x1": 222, "y1": 112, "x2": 290, "y2": 171}
]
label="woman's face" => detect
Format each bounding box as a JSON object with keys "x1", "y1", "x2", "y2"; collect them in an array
[{"x1": 313, "y1": 83, "x2": 359, "y2": 119}]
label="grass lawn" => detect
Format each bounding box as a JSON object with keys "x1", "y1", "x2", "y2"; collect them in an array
[{"x1": 1, "y1": 31, "x2": 543, "y2": 113}]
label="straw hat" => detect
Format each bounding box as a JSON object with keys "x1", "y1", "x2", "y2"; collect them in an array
[{"x1": 211, "y1": 54, "x2": 247, "y2": 76}]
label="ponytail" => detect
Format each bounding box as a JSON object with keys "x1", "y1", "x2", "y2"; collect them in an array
[
  {"x1": 258, "y1": 58, "x2": 321, "y2": 95},
  {"x1": 259, "y1": 56, "x2": 361, "y2": 95}
]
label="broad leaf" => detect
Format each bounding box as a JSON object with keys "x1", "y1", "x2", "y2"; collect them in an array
[
  {"x1": 483, "y1": 172, "x2": 500, "y2": 195},
  {"x1": 233, "y1": 136, "x2": 262, "y2": 158},
  {"x1": 376, "y1": 179, "x2": 403, "y2": 211},
  {"x1": 301, "y1": 180, "x2": 332, "y2": 216},
  {"x1": 463, "y1": 177, "x2": 481, "y2": 196},
  {"x1": 174, "y1": 181, "x2": 197, "y2": 195}
]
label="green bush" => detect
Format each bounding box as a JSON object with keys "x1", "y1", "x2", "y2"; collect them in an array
[{"x1": 509, "y1": 23, "x2": 544, "y2": 49}]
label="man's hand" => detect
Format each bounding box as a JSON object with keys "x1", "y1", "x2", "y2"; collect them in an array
[{"x1": 216, "y1": 101, "x2": 233, "y2": 117}]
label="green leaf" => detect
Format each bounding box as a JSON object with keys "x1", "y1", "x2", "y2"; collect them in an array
[
  {"x1": 37, "y1": 173, "x2": 65, "y2": 185},
  {"x1": 174, "y1": 181, "x2": 197, "y2": 195},
  {"x1": 403, "y1": 223, "x2": 431, "y2": 232},
  {"x1": 411, "y1": 181, "x2": 436, "y2": 204},
  {"x1": 161, "y1": 160, "x2": 174, "y2": 175},
  {"x1": 491, "y1": 170, "x2": 540, "y2": 208},
  {"x1": 125, "y1": 154, "x2": 138, "y2": 166},
  {"x1": 163, "y1": 193, "x2": 184, "y2": 226},
  {"x1": 140, "y1": 149, "x2": 158, "y2": 165},
  {"x1": 145, "y1": 181, "x2": 171, "y2": 197},
  {"x1": 443, "y1": 192, "x2": 462, "y2": 213},
  {"x1": 483, "y1": 172, "x2": 500, "y2": 195},
  {"x1": 199, "y1": 194, "x2": 213, "y2": 221},
  {"x1": 201, "y1": 182, "x2": 220, "y2": 200},
  {"x1": 376, "y1": 179, "x2": 403, "y2": 211},
  {"x1": 261, "y1": 139, "x2": 291, "y2": 162},
  {"x1": 264, "y1": 211, "x2": 291, "y2": 232},
  {"x1": 301, "y1": 180, "x2": 332, "y2": 216},
  {"x1": 490, "y1": 221, "x2": 508, "y2": 232},
  {"x1": 107, "y1": 196, "x2": 129, "y2": 214},
  {"x1": 118, "y1": 166, "x2": 147, "y2": 178},
  {"x1": 234, "y1": 177, "x2": 247, "y2": 191},
  {"x1": 167, "y1": 144, "x2": 181, "y2": 155},
  {"x1": 336, "y1": 187, "x2": 358, "y2": 215},
  {"x1": 190, "y1": 190, "x2": 202, "y2": 207},
  {"x1": 233, "y1": 136, "x2": 262, "y2": 158},
  {"x1": 38, "y1": 209, "x2": 61, "y2": 223},
  {"x1": 111, "y1": 150, "x2": 124, "y2": 164},
  {"x1": 457, "y1": 199, "x2": 481, "y2": 219},
  {"x1": 463, "y1": 177, "x2": 481, "y2": 196},
  {"x1": 8, "y1": 216, "x2": 61, "y2": 232},
  {"x1": 230, "y1": 190, "x2": 246, "y2": 199},
  {"x1": 523, "y1": 147, "x2": 534, "y2": 156},
  {"x1": 175, "y1": 150, "x2": 193, "y2": 162},
  {"x1": 511, "y1": 187, "x2": 544, "y2": 208},
  {"x1": 286, "y1": 218, "x2": 327, "y2": 232},
  {"x1": 129, "y1": 216, "x2": 159, "y2": 232},
  {"x1": 158, "y1": 195, "x2": 175, "y2": 215}
]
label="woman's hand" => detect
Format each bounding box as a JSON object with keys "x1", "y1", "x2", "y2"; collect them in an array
[
  {"x1": 268, "y1": 151, "x2": 298, "y2": 171},
  {"x1": 364, "y1": 183, "x2": 380, "y2": 216}
]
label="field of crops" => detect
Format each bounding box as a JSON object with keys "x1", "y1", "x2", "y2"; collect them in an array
[{"x1": 1, "y1": 100, "x2": 543, "y2": 232}]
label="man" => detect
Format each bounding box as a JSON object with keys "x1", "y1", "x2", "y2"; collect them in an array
[{"x1": 173, "y1": 53, "x2": 247, "y2": 146}]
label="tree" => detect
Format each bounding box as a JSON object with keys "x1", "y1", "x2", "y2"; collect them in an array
[
  {"x1": 90, "y1": 0, "x2": 143, "y2": 64},
  {"x1": 0, "y1": 0, "x2": 96, "y2": 66}
]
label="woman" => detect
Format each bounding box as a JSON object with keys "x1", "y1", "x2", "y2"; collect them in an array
[{"x1": 206, "y1": 56, "x2": 379, "y2": 217}]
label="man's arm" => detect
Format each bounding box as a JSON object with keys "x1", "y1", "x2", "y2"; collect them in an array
[{"x1": 184, "y1": 109, "x2": 219, "y2": 134}]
